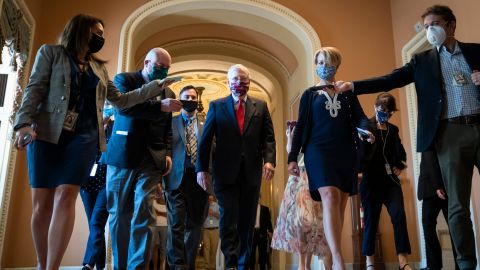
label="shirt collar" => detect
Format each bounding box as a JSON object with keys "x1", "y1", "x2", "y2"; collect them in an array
[
  {"x1": 438, "y1": 41, "x2": 461, "y2": 55},
  {"x1": 181, "y1": 111, "x2": 196, "y2": 123},
  {"x1": 232, "y1": 94, "x2": 248, "y2": 103}
]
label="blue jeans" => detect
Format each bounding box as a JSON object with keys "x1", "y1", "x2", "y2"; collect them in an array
[
  {"x1": 80, "y1": 187, "x2": 108, "y2": 269},
  {"x1": 106, "y1": 157, "x2": 161, "y2": 270}
]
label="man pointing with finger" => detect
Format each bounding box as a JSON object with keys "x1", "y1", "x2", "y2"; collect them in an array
[{"x1": 196, "y1": 64, "x2": 276, "y2": 270}]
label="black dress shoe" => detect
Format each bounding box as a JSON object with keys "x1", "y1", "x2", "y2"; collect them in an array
[{"x1": 419, "y1": 268, "x2": 431, "y2": 270}]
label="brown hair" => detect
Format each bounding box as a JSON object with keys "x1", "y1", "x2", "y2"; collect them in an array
[
  {"x1": 179, "y1": 85, "x2": 198, "y2": 97},
  {"x1": 375, "y1": 92, "x2": 398, "y2": 112},
  {"x1": 421, "y1": 5, "x2": 456, "y2": 23},
  {"x1": 59, "y1": 14, "x2": 105, "y2": 63},
  {"x1": 314, "y1": 47, "x2": 342, "y2": 68}
]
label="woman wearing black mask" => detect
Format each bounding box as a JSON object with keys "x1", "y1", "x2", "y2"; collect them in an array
[
  {"x1": 357, "y1": 93, "x2": 413, "y2": 270},
  {"x1": 13, "y1": 14, "x2": 173, "y2": 269}
]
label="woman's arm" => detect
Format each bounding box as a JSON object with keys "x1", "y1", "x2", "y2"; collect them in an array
[
  {"x1": 14, "y1": 45, "x2": 54, "y2": 128},
  {"x1": 288, "y1": 90, "x2": 311, "y2": 163}
]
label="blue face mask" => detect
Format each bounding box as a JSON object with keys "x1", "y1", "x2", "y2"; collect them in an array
[
  {"x1": 376, "y1": 110, "x2": 390, "y2": 124},
  {"x1": 316, "y1": 65, "x2": 336, "y2": 81}
]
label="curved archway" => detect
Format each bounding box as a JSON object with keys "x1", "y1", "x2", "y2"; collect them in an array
[{"x1": 117, "y1": 1, "x2": 322, "y2": 268}]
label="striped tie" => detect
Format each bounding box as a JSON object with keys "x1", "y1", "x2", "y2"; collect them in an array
[{"x1": 186, "y1": 119, "x2": 197, "y2": 165}]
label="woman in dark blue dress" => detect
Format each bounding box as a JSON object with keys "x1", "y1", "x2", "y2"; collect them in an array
[{"x1": 288, "y1": 47, "x2": 374, "y2": 270}]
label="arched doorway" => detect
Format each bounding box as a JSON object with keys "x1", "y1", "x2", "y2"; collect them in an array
[{"x1": 117, "y1": 0, "x2": 322, "y2": 268}]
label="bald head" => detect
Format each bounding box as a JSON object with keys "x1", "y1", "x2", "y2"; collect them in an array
[{"x1": 143, "y1": 48, "x2": 172, "y2": 81}]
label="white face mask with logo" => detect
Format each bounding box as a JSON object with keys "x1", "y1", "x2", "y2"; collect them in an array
[{"x1": 426, "y1": 25, "x2": 446, "y2": 47}]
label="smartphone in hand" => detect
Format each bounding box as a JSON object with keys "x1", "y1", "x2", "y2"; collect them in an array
[
  {"x1": 165, "y1": 76, "x2": 183, "y2": 83},
  {"x1": 356, "y1": 127, "x2": 370, "y2": 139}
]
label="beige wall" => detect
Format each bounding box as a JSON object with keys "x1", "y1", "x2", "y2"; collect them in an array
[
  {"x1": 3, "y1": 0, "x2": 396, "y2": 267},
  {"x1": 6, "y1": 0, "x2": 479, "y2": 267}
]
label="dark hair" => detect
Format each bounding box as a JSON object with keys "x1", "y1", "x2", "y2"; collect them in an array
[
  {"x1": 375, "y1": 92, "x2": 398, "y2": 112},
  {"x1": 421, "y1": 5, "x2": 456, "y2": 23},
  {"x1": 179, "y1": 85, "x2": 198, "y2": 97},
  {"x1": 59, "y1": 14, "x2": 105, "y2": 62}
]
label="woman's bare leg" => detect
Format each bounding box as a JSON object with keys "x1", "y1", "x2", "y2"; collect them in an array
[
  {"x1": 31, "y1": 188, "x2": 55, "y2": 270},
  {"x1": 46, "y1": 184, "x2": 80, "y2": 270},
  {"x1": 319, "y1": 186, "x2": 348, "y2": 270}
]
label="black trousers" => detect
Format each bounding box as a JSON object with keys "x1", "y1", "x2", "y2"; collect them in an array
[
  {"x1": 422, "y1": 195, "x2": 460, "y2": 270},
  {"x1": 360, "y1": 177, "x2": 411, "y2": 256},
  {"x1": 215, "y1": 168, "x2": 260, "y2": 270},
  {"x1": 165, "y1": 168, "x2": 208, "y2": 270},
  {"x1": 249, "y1": 229, "x2": 268, "y2": 270}
]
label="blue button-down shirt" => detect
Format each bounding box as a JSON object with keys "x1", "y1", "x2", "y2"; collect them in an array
[{"x1": 439, "y1": 42, "x2": 480, "y2": 119}]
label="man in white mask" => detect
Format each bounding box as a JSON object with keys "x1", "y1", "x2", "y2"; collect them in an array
[{"x1": 336, "y1": 5, "x2": 480, "y2": 270}]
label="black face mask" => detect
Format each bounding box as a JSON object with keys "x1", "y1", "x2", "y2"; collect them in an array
[
  {"x1": 181, "y1": 100, "x2": 198, "y2": 112},
  {"x1": 88, "y1": 33, "x2": 105, "y2": 54}
]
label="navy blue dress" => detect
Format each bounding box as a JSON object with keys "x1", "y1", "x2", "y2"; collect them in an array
[
  {"x1": 288, "y1": 87, "x2": 370, "y2": 200},
  {"x1": 27, "y1": 56, "x2": 99, "y2": 188}
]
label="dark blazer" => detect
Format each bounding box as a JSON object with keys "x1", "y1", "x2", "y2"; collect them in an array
[
  {"x1": 164, "y1": 112, "x2": 205, "y2": 191},
  {"x1": 258, "y1": 205, "x2": 273, "y2": 237},
  {"x1": 354, "y1": 42, "x2": 480, "y2": 152},
  {"x1": 357, "y1": 118, "x2": 407, "y2": 175},
  {"x1": 103, "y1": 71, "x2": 175, "y2": 170},
  {"x1": 197, "y1": 95, "x2": 276, "y2": 186},
  {"x1": 417, "y1": 150, "x2": 445, "y2": 200}
]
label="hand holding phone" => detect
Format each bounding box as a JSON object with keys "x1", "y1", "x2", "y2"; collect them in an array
[
  {"x1": 356, "y1": 127, "x2": 370, "y2": 139},
  {"x1": 165, "y1": 76, "x2": 183, "y2": 83}
]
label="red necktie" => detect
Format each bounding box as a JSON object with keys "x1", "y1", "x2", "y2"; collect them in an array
[{"x1": 236, "y1": 100, "x2": 245, "y2": 134}]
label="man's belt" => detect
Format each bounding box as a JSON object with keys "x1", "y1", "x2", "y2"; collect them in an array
[{"x1": 447, "y1": 114, "x2": 480, "y2": 125}]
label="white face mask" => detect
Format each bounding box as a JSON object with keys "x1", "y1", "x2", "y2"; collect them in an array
[{"x1": 426, "y1": 25, "x2": 446, "y2": 47}]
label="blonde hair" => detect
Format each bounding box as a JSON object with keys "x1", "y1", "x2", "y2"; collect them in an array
[{"x1": 314, "y1": 47, "x2": 342, "y2": 67}]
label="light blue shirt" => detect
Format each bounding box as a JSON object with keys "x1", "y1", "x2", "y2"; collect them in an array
[
  {"x1": 439, "y1": 42, "x2": 480, "y2": 119},
  {"x1": 204, "y1": 202, "x2": 220, "y2": 228}
]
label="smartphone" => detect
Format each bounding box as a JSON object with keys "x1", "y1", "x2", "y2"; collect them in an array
[
  {"x1": 356, "y1": 127, "x2": 370, "y2": 139},
  {"x1": 165, "y1": 76, "x2": 183, "y2": 83},
  {"x1": 22, "y1": 133, "x2": 33, "y2": 147}
]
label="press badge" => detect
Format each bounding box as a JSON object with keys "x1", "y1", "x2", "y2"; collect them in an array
[
  {"x1": 453, "y1": 73, "x2": 467, "y2": 86},
  {"x1": 90, "y1": 163, "x2": 98, "y2": 177},
  {"x1": 63, "y1": 110, "x2": 79, "y2": 131},
  {"x1": 385, "y1": 163, "x2": 392, "y2": 175}
]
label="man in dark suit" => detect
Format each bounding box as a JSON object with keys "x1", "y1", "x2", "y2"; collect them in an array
[
  {"x1": 196, "y1": 64, "x2": 276, "y2": 270},
  {"x1": 104, "y1": 48, "x2": 182, "y2": 270},
  {"x1": 249, "y1": 196, "x2": 273, "y2": 270},
  {"x1": 164, "y1": 85, "x2": 209, "y2": 270},
  {"x1": 418, "y1": 150, "x2": 459, "y2": 270},
  {"x1": 337, "y1": 5, "x2": 480, "y2": 269}
]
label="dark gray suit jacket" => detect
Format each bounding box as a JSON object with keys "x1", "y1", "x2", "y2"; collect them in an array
[{"x1": 197, "y1": 95, "x2": 276, "y2": 186}]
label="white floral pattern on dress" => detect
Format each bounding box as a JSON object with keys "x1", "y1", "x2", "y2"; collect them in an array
[{"x1": 271, "y1": 155, "x2": 331, "y2": 259}]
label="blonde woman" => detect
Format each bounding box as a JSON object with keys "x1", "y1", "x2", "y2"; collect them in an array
[{"x1": 287, "y1": 47, "x2": 374, "y2": 269}]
